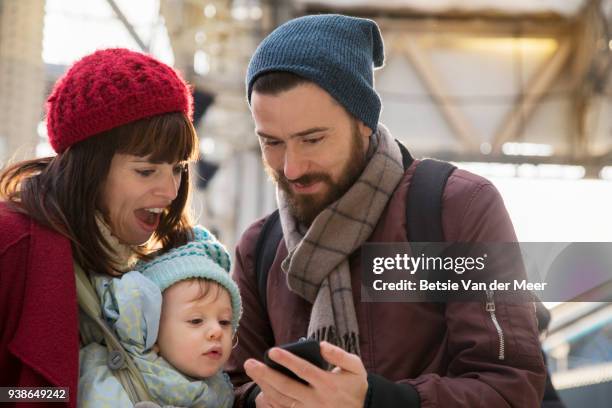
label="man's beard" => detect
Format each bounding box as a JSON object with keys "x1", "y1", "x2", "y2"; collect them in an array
[{"x1": 264, "y1": 123, "x2": 367, "y2": 226}]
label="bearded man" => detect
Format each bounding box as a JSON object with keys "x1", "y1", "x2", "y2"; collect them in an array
[{"x1": 227, "y1": 14, "x2": 546, "y2": 408}]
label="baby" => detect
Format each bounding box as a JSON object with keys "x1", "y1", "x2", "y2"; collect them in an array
[{"x1": 78, "y1": 226, "x2": 242, "y2": 407}]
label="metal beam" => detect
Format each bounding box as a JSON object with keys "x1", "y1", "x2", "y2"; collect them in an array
[
  {"x1": 491, "y1": 38, "x2": 572, "y2": 153},
  {"x1": 379, "y1": 17, "x2": 571, "y2": 38},
  {"x1": 401, "y1": 37, "x2": 481, "y2": 152},
  {"x1": 417, "y1": 149, "x2": 611, "y2": 179},
  {"x1": 106, "y1": 0, "x2": 148, "y2": 52}
]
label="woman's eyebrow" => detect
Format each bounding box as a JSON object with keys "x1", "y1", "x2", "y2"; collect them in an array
[{"x1": 130, "y1": 158, "x2": 174, "y2": 165}]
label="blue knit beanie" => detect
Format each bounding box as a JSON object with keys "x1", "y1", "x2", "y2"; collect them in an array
[
  {"x1": 246, "y1": 14, "x2": 385, "y2": 132},
  {"x1": 137, "y1": 226, "x2": 242, "y2": 332}
]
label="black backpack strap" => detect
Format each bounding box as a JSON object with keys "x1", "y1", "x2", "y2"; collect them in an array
[
  {"x1": 254, "y1": 209, "x2": 283, "y2": 313},
  {"x1": 406, "y1": 159, "x2": 456, "y2": 242},
  {"x1": 396, "y1": 140, "x2": 414, "y2": 170}
]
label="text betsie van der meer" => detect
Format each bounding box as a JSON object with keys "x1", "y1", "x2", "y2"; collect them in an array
[{"x1": 370, "y1": 253, "x2": 548, "y2": 292}]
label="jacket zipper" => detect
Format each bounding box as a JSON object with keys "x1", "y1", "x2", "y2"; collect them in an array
[{"x1": 485, "y1": 290, "x2": 505, "y2": 360}]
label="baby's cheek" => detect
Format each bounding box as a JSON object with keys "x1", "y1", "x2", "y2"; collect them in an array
[
  {"x1": 222, "y1": 339, "x2": 233, "y2": 361},
  {"x1": 157, "y1": 323, "x2": 181, "y2": 356}
]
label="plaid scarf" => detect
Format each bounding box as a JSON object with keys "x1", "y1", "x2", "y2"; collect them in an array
[{"x1": 277, "y1": 125, "x2": 404, "y2": 355}]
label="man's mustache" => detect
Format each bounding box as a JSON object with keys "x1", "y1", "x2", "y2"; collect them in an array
[{"x1": 276, "y1": 172, "x2": 332, "y2": 187}]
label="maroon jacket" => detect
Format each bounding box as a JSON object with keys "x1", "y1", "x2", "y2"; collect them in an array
[
  {"x1": 0, "y1": 203, "x2": 79, "y2": 408},
  {"x1": 227, "y1": 162, "x2": 546, "y2": 407}
]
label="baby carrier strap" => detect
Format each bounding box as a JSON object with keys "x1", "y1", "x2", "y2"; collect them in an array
[{"x1": 74, "y1": 262, "x2": 153, "y2": 404}]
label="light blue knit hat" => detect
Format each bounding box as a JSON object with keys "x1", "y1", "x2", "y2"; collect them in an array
[
  {"x1": 137, "y1": 226, "x2": 242, "y2": 332},
  {"x1": 246, "y1": 14, "x2": 385, "y2": 132}
]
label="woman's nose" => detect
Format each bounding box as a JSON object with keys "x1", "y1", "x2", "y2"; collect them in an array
[{"x1": 155, "y1": 170, "x2": 180, "y2": 201}]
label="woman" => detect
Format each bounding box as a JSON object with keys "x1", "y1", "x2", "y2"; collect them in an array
[{"x1": 0, "y1": 48, "x2": 198, "y2": 408}]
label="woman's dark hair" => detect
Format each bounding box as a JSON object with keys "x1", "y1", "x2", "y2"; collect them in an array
[{"x1": 0, "y1": 112, "x2": 198, "y2": 276}]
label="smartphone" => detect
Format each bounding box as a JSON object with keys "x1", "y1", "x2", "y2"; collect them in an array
[{"x1": 263, "y1": 339, "x2": 328, "y2": 384}]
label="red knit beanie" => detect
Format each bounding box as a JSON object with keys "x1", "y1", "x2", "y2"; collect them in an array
[{"x1": 46, "y1": 48, "x2": 193, "y2": 153}]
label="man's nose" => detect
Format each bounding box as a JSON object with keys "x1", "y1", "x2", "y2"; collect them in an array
[{"x1": 283, "y1": 145, "x2": 308, "y2": 181}]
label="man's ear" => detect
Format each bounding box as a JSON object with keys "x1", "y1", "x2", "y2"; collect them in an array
[{"x1": 357, "y1": 120, "x2": 372, "y2": 139}]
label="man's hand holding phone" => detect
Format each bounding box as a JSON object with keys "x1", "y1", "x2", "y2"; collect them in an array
[
  {"x1": 244, "y1": 340, "x2": 368, "y2": 408},
  {"x1": 263, "y1": 339, "x2": 329, "y2": 384}
]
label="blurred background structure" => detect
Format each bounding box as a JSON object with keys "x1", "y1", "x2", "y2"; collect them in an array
[{"x1": 0, "y1": 1, "x2": 611, "y2": 405}]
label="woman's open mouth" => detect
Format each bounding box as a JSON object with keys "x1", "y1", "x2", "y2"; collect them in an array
[{"x1": 134, "y1": 208, "x2": 163, "y2": 231}]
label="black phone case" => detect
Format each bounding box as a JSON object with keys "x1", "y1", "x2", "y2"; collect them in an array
[{"x1": 263, "y1": 339, "x2": 328, "y2": 384}]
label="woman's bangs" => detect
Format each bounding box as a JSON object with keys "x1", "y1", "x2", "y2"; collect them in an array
[{"x1": 118, "y1": 113, "x2": 198, "y2": 163}]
